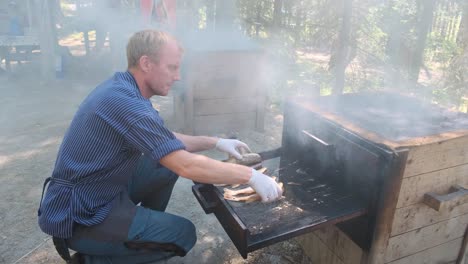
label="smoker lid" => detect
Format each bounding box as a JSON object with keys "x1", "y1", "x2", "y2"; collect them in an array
[{"x1": 295, "y1": 92, "x2": 468, "y2": 144}]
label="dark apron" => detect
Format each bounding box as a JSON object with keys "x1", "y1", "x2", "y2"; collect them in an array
[
  {"x1": 39, "y1": 176, "x2": 137, "y2": 262},
  {"x1": 39, "y1": 176, "x2": 137, "y2": 241}
]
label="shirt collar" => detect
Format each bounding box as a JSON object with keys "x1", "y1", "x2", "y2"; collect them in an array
[{"x1": 117, "y1": 71, "x2": 148, "y2": 101}]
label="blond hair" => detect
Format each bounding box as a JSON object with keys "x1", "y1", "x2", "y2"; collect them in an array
[{"x1": 126, "y1": 30, "x2": 181, "y2": 69}]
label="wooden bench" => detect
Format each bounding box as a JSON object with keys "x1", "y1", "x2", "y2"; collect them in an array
[{"x1": 0, "y1": 34, "x2": 40, "y2": 71}]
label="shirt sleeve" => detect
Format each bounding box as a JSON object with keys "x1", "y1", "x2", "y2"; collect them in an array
[{"x1": 124, "y1": 114, "x2": 185, "y2": 161}]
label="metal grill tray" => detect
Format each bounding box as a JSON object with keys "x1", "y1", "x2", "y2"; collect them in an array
[{"x1": 192, "y1": 159, "x2": 367, "y2": 258}]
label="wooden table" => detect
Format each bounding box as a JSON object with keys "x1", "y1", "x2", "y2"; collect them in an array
[{"x1": 0, "y1": 35, "x2": 40, "y2": 71}]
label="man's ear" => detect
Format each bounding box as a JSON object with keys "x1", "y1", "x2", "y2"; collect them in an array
[{"x1": 139, "y1": 55, "x2": 151, "y2": 73}]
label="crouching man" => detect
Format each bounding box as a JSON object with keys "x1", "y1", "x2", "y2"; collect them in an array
[{"x1": 38, "y1": 29, "x2": 282, "y2": 264}]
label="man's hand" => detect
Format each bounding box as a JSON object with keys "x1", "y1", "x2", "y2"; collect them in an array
[
  {"x1": 248, "y1": 168, "x2": 283, "y2": 202},
  {"x1": 215, "y1": 139, "x2": 251, "y2": 159}
]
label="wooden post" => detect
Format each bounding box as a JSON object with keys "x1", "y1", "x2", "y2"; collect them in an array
[
  {"x1": 37, "y1": 0, "x2": 56, "y2": 80},
  {"x1": 255, "y1": 52, "x2": 266, "y2": 132},
  {"x1": 367, "y1": 149, "x2": 408, "y2": 264},
  {"x1": 183, "y1": 55, "x2": 195, "y2": 135},
  {"x1": 26, "y1": 0, "x2": 33, "y2": 34}
]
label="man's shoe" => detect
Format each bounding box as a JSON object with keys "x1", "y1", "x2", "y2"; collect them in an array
[{"x1": 70, "y1": 252, "x2": 84, "y2": 264}]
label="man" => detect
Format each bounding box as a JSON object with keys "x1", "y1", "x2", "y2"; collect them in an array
[{"x1": 38, "y1": 30, "x2": 282, "y2": 264}]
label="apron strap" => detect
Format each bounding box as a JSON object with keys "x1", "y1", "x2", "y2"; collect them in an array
[
  {"x1": 37, "y1": 177, "x2": 74, "y2": 216},
  {"x1": 37, "y1": 177, "x2": 51, "y2": 216}
]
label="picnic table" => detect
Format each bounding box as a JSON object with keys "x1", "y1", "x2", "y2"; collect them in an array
[{"x1": 0, "y1": 34, "x2": 40, "y2": 71}]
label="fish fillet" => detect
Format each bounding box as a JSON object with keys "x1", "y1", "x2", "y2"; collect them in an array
[
  {"x1": 225, "y1": 153, "x2": 262, "y2": 166},
  {"x1": 224, "y1": 182, "x2": 284, "y2": 203}
]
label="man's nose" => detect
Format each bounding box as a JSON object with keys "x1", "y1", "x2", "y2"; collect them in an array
[{"x1": 174, "y1": 71, "x2": 181, "y2": 81}]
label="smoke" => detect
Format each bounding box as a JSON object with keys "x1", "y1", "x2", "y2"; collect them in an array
[{"x1": 6, "y1": 1, "x2": 466, "y2": 141}]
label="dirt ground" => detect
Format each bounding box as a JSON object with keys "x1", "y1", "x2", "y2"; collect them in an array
[{"x1": 0, "y1": 54, "x2": 312, "y2": 264}]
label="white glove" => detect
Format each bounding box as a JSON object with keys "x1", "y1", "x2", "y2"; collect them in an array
[
  {"x1": 215, "y1": 139, "x2": 251, "y2": 159},
  {"x1": 248, "y1": 168, "x2": 283, "y2": 203}
]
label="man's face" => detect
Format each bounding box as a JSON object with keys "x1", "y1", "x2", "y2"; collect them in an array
[{"x1": 146, "y1": 40, "x2": 182, "y2": 96}]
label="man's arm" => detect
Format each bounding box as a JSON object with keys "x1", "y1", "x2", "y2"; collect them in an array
[
  {"x1": 160, "y1": 150, "x2": 283, "y2": 202},
  {"x1": 173, "y1": 132, "x2": 251, "y2": 159},
  {"x1": 172, "y1": 132, "x2": 217, "y2": 153},
  {"x1": 160, "y1": 149, "x2": 249, "y2": 184}
]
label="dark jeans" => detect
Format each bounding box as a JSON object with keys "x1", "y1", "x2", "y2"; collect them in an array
[{"x1": 66, "y1": 155, "x2": 197, "y2": 264}]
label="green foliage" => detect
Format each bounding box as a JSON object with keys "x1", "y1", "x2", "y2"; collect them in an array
[
  {"x1": 214, "y1": 0, "x2": 466, "y2": 109},
  {"x1": 426, "y1": 31, "x2": 460, "y2": 63},
  {"x1": 59, "y1": 0, "x2": 467, "y2": 110}
]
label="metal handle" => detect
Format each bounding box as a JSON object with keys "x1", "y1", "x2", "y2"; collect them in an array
[
  {"x1": 302, "y1": 130, "x2": 331, "y2": 147},
  {"x1": 192, "y1": 184, "x2": 219, "y2": 214},
  {"x1": 302, "y1": 130, "x2": 335, "y2": 155},
  {"x1": 258, "y1": 147, "x2": 282, "y2": 160},
  {"x1": 423, "y1": 185, "x2": 468, "y2": 211}
]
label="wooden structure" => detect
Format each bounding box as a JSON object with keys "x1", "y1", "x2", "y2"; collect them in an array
[
  {"x1": 175, "y1": 31, "x2": 266, "y2": 135},
  {"x1": 0, "y1": 0, "x2": 57, "y2": 78},
  {"x1": 295, "y1": 93, "x2": 468, "y2": 264},
  {"x1": 0, "y1": 0, "x2": 40, "y2": 71}
]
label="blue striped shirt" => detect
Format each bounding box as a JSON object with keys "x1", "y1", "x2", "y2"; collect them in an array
[{"x1": 38, "y1": 71, "x2": 185, "y2": 238}]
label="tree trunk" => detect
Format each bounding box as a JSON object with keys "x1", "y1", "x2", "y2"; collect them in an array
[
  {"x1": 408, "y1": 0, "x2": 436, "y2": 84},
  {"x1": 253, "y1": 1, "x2": 262, "y2": 37},
  {"x1": 432, "y1": 2, "x2": 442, "y2": 34},
  {"x1": 215, "y1": 0, "x2": 235, "y2": 31},
  {"x1": 206, "y1": 0, "x2": 215, "y2": 31},
  {"x1": 333, "y1": 0, "x2": 352, "y2": 95},
  {"x1": 456, "y1": 2, "x2": 468, "y2": 48},
  {"x1": 294, "y1": 1, "x2": 304, "y2": 46},
  {"x1": 384, "y1": 1, "x2": 403, "y2": 86},
  {"x1": 284, "y1": 1, "x2": 292, "y2": 29},
  {"x1": 38, "y1": 0, "x2": 57, "y2": 80},
  {"x1": 440, "y1": 0, "x2": 450, "y2": 40},
  {"x1": 273, "y1": 0, "x2": 283, "y2": 28}
]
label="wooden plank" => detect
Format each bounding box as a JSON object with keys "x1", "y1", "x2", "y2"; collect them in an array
[
  {"x1": 386, "y1": 238, "x2": 462, "y2": 264},
  {"x1": 192, "y1": 76, "x2": 258, "y2": 99},
  {"x1": 384, "y1": 213, "x2": 468, "y2": 262},
  {"x1": 183, "y1": 73, "x2": 195, "y2": 134},
  {"x1": 182, "y1": 51, "x2": 265, "y2": 134},
  {"x1": 188, "y1": 54, "x2": 262, "y2": 100},
  {"x1": 188, "y1": 53, "x2": 260, "y2": 75},
  {"x1": 0, "y1": 36, "x2": 40, "y2": 46},
  {"x1": 396, "y1": 163, "x2": 468, "y2": 208},
  {"x1": 193, "y1": 112, "x2": 256, "y2": 135},
  {"x1": 423, "y1": 185, "x2": 468, "y2": 211},
  {"x1": 457, "y1": 226, "x2": 468, "y2": 264},
  {"x1": 391, "y1": 200, "x2": 468, "y2": 236},
  {"x1": 367, "y1": 150, "x2": 409, "y2": 264},
  {"x1": 188, "y1": 52, "x2": 261, "y2": 75},
  {"x1": 193, "y1": 98, "x2": 257, "y2": 115},
  {"x1": 312, "y1": 226, "x2": 366, "y2": 264},
  {"x1": 296, "y1": 233, "x2": 345, "y2": 264},
  {"x1": 255, "y1": 81, "x2": 266, "y2": 132},
  {"x1": 403, "y1": 136, "x2": 468, "y2": 178}
]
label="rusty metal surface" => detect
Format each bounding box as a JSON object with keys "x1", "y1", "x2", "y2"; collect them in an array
[{"x1": 296, "y1": 92, "x2": 468, "y2": 141}]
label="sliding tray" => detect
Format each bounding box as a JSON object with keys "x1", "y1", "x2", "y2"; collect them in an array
[{"x1": 192, "y1": 150, "x2": 368, "y2": 258}]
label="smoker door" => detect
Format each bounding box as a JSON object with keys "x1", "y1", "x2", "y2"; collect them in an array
[
  {"x1": 192, "y1": 146, "x2": 372, "y2": 258},
  {"x1": 192, "y1": 176, "x2": 367, "y2": 259},
  {"x1": 191, "y1": 99, "x2": 393, "y2": 258}
]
